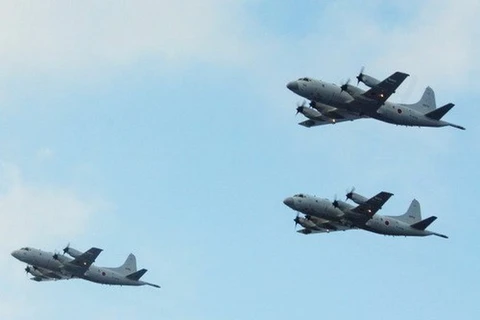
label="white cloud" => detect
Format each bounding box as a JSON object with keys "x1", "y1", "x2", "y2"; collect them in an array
[
  {"x1": 0, "y1": 163, "x2": 96, "y2": 247},
  {"x1": 0, "y1": 0, "x2": 257, "y2": 74},
  {"x1": 36, "y1": 147, "x2": 54, "y2": 161},
  {"x1": 373, "y1": 0, "x2": 480, "y2": 91}
]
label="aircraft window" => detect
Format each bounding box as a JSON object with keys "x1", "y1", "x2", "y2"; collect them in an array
[
  {"x1": 397, "y1": 109, "x2": 402, "y2": 114},
  {"x1": 294, "y1": 194, "x2": 305, "y2": 198},
  {"x1": 21, "y1": 247, "x2": 30, "y2": 251},
  {"x1": 298, "y1": 78, "x2": 311, "y2": 82}
]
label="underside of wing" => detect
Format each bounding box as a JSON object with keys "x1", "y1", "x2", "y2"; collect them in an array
[
  {"x1": 299, "y1": 115, "x2": 363, "y2": 127},
  {"x1": 351, "y1": 191, "x2": 393, "y2": 218},
  {"x1": 29, "y1": 266, "x2": 69, "y2": 282},
  {"x1": 298, "y1": 219, "x2": 356, "y2": 235},
  {"x1": 298, "y1": 228, "x2": 330, "y2": 234},
  {"x1": 31, "y1": 276, "x2": 56, "y2": 282}
]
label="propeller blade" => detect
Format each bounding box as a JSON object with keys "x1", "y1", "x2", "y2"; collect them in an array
[
  {"x1": 294, "y1": 214, "x2": 299, "y2": 229},
  {"x1": 332, "y1": 194, "x2": 339, "y2": 208},
  {"x1": 356, "y1": 66, "x2": 365, "y2": 85},
  {"x1": 340, "y1": 79, "x2": 351, "y2": 92},
  {"x1": 345, "y1": 187, "x2": 355, "y2": 201},
  {"x1": 62, "y1": 243, "x2": 70, "y2": 255}
]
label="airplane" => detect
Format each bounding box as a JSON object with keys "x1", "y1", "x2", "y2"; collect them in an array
[
  {"x1": 11, "y1": 244, "x2": 160, "y2": 288},
  {"x1": 283, "y1": 188, "x2": 448, "y2": 238},
  {"x1": 286, "y1": 67, "x2": 465, "y2": 130}
]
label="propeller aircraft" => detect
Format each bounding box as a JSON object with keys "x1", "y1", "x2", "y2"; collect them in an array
[
  {"x1": 287, "y1": 67, "x2": 465, "y2": 130},
  {"x1": 283, "y1": 188, "x2": 448, "y2": 239},
  {"x1": 11, "y1": 244, "x2": 160, "y2": 288}
]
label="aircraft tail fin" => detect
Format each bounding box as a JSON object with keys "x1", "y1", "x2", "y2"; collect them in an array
[
  {"x1": 394, "y1": 199, "x2": 422, "y2": 224},
  {"x1": 425, "y1": 103, "x2": 455, "y2": 120},
  {"x1": 126, "y1": 268, "x2": 148, "y2": 281},
  {"x1": 411, "y1": 216, "x2": 437, "y2": 230},
  {"x1": 403, "y1": 87, "x2": 436, "y2": 112},
  {"x1": 110, "y1": 253, "x2": 137, "y2": 275}
]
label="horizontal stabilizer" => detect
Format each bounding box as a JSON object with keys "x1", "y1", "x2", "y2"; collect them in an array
[
  {"x1": 433, "y1": 232, "x2": 449, "y2": 239},
  {"x1": 126, "y1": 268, "x2": 147, "y2": 281},
  {"x1": 411, "y1": 216, "x2": 437, "y2": 230},
  {"x1": 425, "y1": 103, "x2": 454, "y2": 120}
]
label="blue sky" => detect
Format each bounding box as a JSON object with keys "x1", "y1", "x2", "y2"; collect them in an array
[{"x1": 0, "y1": 0, "x2": 479, "y2": 319}]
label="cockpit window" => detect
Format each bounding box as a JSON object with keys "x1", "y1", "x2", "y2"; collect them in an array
[
  {"x1": 21, "y1": 247, "x2": 30, "y2": 251},
  {"x1": 294, "y1": 194, "x2": 305, "y2": 198},
  {"x1": 298, "y1": 77, "x2": 311, "y2": 82}
]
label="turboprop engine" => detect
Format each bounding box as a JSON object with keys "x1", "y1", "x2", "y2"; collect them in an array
[
  {"x1": 356, "y1": 67, "x2": 380, "y2": 88},
  {"x1": 296, "y1": 105, "x2": 323, "y2": 120},
  {"x1": 332, "y1": 198, "x2": 351, "y2": 212},
  {"x1": 294, "y1": 215, "x2": 318, "y2": 229},
  {"x1": 62, "y1": 244, "x2": 82, "y2": 258},
  {"x1": 345, "y1": 188, "x2": 368, "y2": 205},
  {"x1": 25, "y1": 265, "x2": 44, "y2": 278}
]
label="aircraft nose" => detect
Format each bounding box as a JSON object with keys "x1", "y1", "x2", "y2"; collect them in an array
[
  {"x1": 283, "y1": 197, "x2": 295, "y2": 208},
  {"x1": 11, "y1": 250, "x2": 20, "y2": 259},
  {"x1": 286, "y1": 81, "x2": 298, "y2": 92}
]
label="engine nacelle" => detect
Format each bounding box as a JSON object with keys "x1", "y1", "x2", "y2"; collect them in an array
[
  {"x1": 297, "y1": 106, "x2": 323, "y2": 120},
  {"x1": 347, "y1": 192, "x2": 368, "y2": 205},
  {"x1": 341, "y1": 84, "x2": 364, "y2": 97},
  {"x1": 295, "y1": 216, "x2": 318, "y2": 229},
  {"x1": 311, "y1": 101, "x2": 336, "y2": 113},
  {"x1": 332, "y1": 199, "x2": 351, "y2": 212},
  {"x1": 358, "y1": 74, "x2": 380, "y2": 88},
  {"x1": 65, "y1": 247, "x2": 82, "y2": 258},
  {"x1": 26, "y1": 265, "x2": 44, "y2": 278}
]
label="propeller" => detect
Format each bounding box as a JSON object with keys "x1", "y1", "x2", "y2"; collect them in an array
[
  {"x1": 356, "y1": 66, "x2": 365, "y2": 85},
  {"x1": 53, "y1": 252, "x2": 59, "y2": 260},
  {"x1": 25, "y1": 266, "x2": 31, "y2": 275},
  {"x1": 62, "y1": 243, "x2": 70, "y2": 255},
  {"x1": 340, "y1": 79, "x2": 351, "y2": 93},
  {"x1": 294, "y1": 214, "x2": 300, "y2": 229},
  {"x1": 296, "y1": 100, "x2": 308, "y2": 115},
  {"x1": 345, "y1": 187, "x2": 356, "y2": 201},
  {"x1": 332, "y1": 194, "x2": 339, "y2": 208}
]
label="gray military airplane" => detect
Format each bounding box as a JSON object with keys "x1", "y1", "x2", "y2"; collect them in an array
[
  {"x1": 287, "y1": 67, "x2": 465, "y2": 130},
  {"x1": 283, "y1": 188, "x2": 448, "y2": 238},
  {"x1": 11, "y1": 244, "x2": 160, "y2": 288}
]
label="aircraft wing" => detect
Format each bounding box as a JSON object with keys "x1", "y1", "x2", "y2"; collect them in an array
[
  {"x1": 351, "y1": 191, "x2": 393, "y2": 218},
  {"x1": 31, "y1": 276, "x2": 57, "y2": 282},
  {"x1": 28, "y1": 266, "x2": 69, "y2": 282},
  {"x1": 30, "y1": 273, "x2": 68, "y2": 282},
  {"x1": 299, "y1": 114, "x2": 364, "y2": 127},
  {"x1": 361, "y1": 72, "x2": 409, "y2": 106},
  {"x1": 64, "y1": 247, "x2": 103, "y2": 275},
  {"x1": 298, "y1": 220, "x2": 356, "y2": 235}
]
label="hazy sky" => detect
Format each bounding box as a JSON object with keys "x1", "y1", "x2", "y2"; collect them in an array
[{"x1": 1, "y1": 1, "x2": 479, "y2": 319}]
